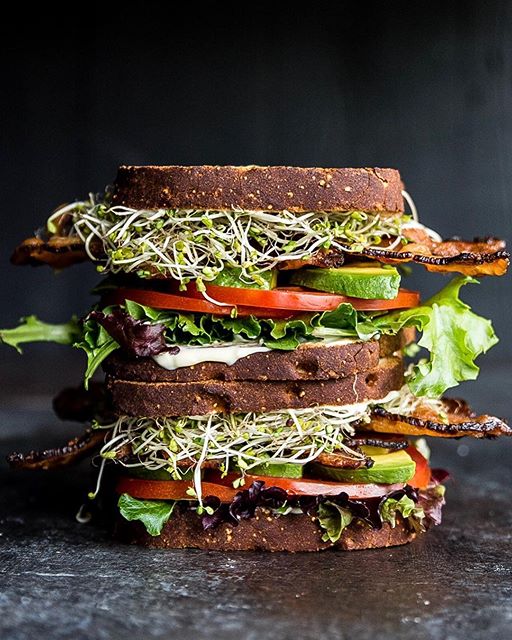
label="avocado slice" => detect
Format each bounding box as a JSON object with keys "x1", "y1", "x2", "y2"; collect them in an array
[
  {"x1": 309, "y1": 449, "x2": 415, "y2": 484},
  {"x1": 212, "y1": 267, "x2": 278, "y2": 290},
  {"x1": 247, "y1": 461, "x2": 304, "y2": 478},
  {"x1": 129, "y1": 468, "x2": 196, "y2": 480},
  {"x1": 290, "y1": 265, "x2": 401, "y2": 299}
]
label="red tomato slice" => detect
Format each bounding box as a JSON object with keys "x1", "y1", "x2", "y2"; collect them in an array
[
  {"x1": 182, "y1": 283, "x2": 420, "y2": 312},
  {"x1": 207, "y1": 472, "x2": 406, "y2": 499},
  {"x1": 116, "y1": 477, "x2": 240, "y2": 502},
  {"x1": 104, "y1": 288, "x2": 297, "y2": 319},
  {"x1": 116, "y1": 475, "x2": 406, "y2": 502},
  {"x1": 405, "y1": 446, "x2": 431, "y2": 490}
]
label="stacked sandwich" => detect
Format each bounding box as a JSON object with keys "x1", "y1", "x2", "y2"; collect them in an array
[{"x1": 3, "y1": 166, "x2": 510, "y2": 551}]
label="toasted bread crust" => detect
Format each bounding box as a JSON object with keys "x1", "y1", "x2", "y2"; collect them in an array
[
  {"x1": 114, "y1": 506, "x2": 418, "y2": 552},
  {"x1": 107, "y1": 356, "x2": 404, "y2": 417},
  {"x1": 112, "y1": 165, "x2": 404, "y2": 213}
]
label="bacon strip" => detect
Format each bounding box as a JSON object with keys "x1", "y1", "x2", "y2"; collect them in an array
[
  {"x1": 363, "y1": 398, "x2": 510, "y2": 438},
  {"x1": 281, "y1": 237, "x2": 509, "y2": 277},
  {"x1": 360, "y1": 238, "x2": 509, "y2": 276},
  {"x1": 315, "y1": 451, "x2": 370, "y2": 469},
  {"x1": 11, "y1": 236, "x2": 103, "y2": 268},
  {"x1": 53, "y1": 382, "x2": 111, "y2": 423},
  {"x1": 7, "y1": 429, "x2": 105, "y2": 470}
]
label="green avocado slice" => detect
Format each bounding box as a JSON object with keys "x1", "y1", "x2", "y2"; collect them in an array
[
  {"x1": 247, "y1": 461, "x2": 304, "y2": 478},
  {"x1": 212, "y1": 267, "x2": 278, "y2": 290},
  {"x1": 128, "y1": 468, "x2": 197, "y2": 480},
  {"x1": 309, "y1": 449, "x2": 415, "y2": 484},
  {"x1": 290, "y1": 266, "x2": 401, "y2": 299}
]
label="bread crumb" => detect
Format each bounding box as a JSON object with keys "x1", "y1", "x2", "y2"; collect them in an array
[
  {"x1": 319, "y1": 180, "x2": 326, "y2": 186},
  {"x1": 344, "y1": 186, "x2": 352, "y2": 192}
]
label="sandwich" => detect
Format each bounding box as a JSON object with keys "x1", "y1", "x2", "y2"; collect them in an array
[{"x1": 2, "y1": 165, "x2": 510, "y2": 552}]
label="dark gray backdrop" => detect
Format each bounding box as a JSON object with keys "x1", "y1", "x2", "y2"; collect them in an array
[{"x1": 1, "y1": 1, "x2": 510, "y2": 394}]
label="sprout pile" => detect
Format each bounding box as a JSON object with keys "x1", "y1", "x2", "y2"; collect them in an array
[
  {"x1": 48, "y1": 193, "x2": 410, "y2": 286},
  {"x1": 94, "y1": 386, "x2": 443, "y2": 501}
]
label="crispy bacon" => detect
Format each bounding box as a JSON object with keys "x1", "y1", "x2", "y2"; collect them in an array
[
  {"x1": 53, "y1": 382, "x2": 111, "y2": 423},
  {"x1": 11, "y1": 236, "x2": 102, "y2": 268},
  {"x1": 361, "y1": 237, "x2": 509, "y2": 276},
  {"x1": 282, "y1": 237, "x2": 509, "y2": 276},
  {"x1": 7, "y1": 429, "x2": 105, "y2": 470},
  {"x1": 315, "y1": 451, "x2": 371, "y2": 469},
  {"x1": 344, "y1": 434, "x2": 409, "y2": 450},
  {"x1": 363, "y1": 398, "x2": 510, "y2": 438}
]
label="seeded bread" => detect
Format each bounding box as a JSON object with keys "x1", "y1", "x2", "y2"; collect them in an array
[
  {"x1": 107, "y1": 356, "x2": 404, "y2": 417},
  {"x1": 114, "y1": 506, "x2": 419, "y2": 552},
  {"x1": 103, "y1": 333, "x2": 410, "y2": 383},
  {"x1": 112, "y1": 166, "x2": 404, "y2": 213}
]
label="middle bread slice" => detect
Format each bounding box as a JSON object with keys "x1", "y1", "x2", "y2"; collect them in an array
[
  {"x1": 103, "y1": 331, "x2": 411, "y2": 384},
  {"x1": 107, "y1": 356, "x2": 404, "y2": 417}
]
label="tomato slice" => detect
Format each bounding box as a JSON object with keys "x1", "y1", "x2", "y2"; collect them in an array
[
  {"x1": 182, "y1": 283, "x2": 420, "y2": 312},
  {"x1": 405, "y1": 446, "x2": 431, "y2": 490},
  {"x1": 116, "y1": 477, "x2": 240, "y2": 502},
  {"x1": 207, "y1": 472, "x2": 406, "y2": 499},
  {"x1": 116, "y1": 475, "x2": 406, "y2": 502},
  {"x1": 104, "y1": 288, "x2": 297, "y2": 319}
]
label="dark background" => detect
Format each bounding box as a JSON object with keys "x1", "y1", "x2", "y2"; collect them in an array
[{"x1": 0, "y1": 0, "x2": 510, "y2": 396}]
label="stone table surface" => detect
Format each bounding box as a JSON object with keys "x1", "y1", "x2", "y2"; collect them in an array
[{"x1": 0, "y1": 363, "x2": 511, "y2": 640}]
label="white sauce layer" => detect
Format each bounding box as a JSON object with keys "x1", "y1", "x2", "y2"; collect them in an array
[
  {"x1": 152, "y1": 337, "x2": 358, "y2": 371},
  {"x1": 153, "y1": 343, "x2": 271, "y2": 370}
]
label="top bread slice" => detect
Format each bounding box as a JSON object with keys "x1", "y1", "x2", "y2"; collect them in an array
[{"x1": 112, "y1": 166, "x2": 404, "y2": 214}]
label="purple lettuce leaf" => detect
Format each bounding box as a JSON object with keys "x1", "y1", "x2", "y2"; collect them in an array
[{"x1": 89, "y1": 309, "x2": 171, "y2": 358}]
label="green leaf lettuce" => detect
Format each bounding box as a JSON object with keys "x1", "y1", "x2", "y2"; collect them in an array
[
  {"x1": 117, "y1": 493, "x2": 175, "y2": 536},
  {"x1": 317, "y1": 501, "x2": 353, "y2": 543},
  {"x1": 379, "y1": 494, "x2": 425, "y2": 533},
  {"x1": 0, "y1": 315, "x2": 81, "y2": 352},
  {"x1": 0, "y1": 276, "x2": 498, "y2": 399},
  {"x1": 362, "y1": 276, "x2": 498, "y2": 396}
]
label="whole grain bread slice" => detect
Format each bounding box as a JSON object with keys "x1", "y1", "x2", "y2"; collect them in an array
[
  {"x1": 103, "y1": 332, "x2": 410, "y2": 384},
  {"x1": 112, "y1": 165, "x2": 404, "y2": 213},
  {"x1": 114, "y1": 506, "x2": 421, "y2": 552},
  {"x1": 107, "y1": 356, "x2": 404, "y2": 416}
]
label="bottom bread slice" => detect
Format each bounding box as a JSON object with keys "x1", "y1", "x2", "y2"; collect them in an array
[{"x1": 114, "y1": 506, "x2": 423, "y2": 552}]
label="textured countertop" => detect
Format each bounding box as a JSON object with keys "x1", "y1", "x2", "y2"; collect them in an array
[{"x1": 1, "y1": 363, "x2": 511, "y2": 640}]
